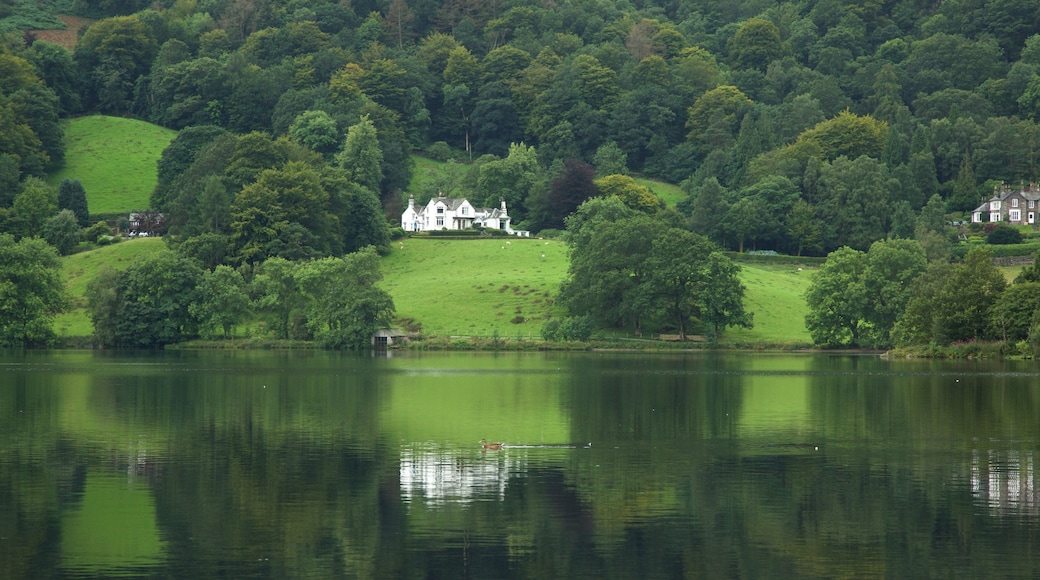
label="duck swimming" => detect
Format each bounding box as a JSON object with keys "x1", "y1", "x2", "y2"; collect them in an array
[{"x1": 481, "y1": 438, "x2": 503, "y2": 450}]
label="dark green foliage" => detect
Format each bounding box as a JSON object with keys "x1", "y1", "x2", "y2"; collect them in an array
[
  {"x1": 541, "y1": 315, "x2": 594, "y2": 341},
  {"x1": 987, "y1": 225, "x2": 1023, "y2": 245},
  {"x1": 83, "y1": 220, "x2": 113, "y2": 243},
  {"x1": 894, "y1": 248, "x2": 1006, "y2": 346},
  {"x1": 42, "y1": 209, "x2": 80, "y2": 255},
  {"x1": 57, "y1": 179, "x2": 89, "y2": 226},
  {"x1": 87, "y1": 250, "x2": 203, "y2": 348}
]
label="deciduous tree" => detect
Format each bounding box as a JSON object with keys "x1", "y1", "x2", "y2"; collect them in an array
[{"x1": 0, "y1": 234, "x2": 68, "y2": 347}]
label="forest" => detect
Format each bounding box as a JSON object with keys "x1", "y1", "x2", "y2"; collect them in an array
[{"x1": 2, "y1": 0, "x2": 1040, "y2": 348}]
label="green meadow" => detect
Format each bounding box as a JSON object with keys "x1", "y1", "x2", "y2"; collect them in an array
[
  {"x1": 55, "y1": 237, "x2": 815, "y2": 344},
  {"x1": 379, "y1": 238, "x2": 814, "y2": 344},
  {"x1": 380, "y1": 237, "x2": 570, "y2": 337},
  {"x1": 48, "y1": 116, "x2": 177, "y2": 216}
]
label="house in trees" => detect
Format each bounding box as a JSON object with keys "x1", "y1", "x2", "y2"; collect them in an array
[
  {"x1": 972, "y1": 183, "x2": 1040, "y2": 227},
  {"x1": 128, "y1": 211, "x2": 166, "y2": 237},
  {"x1": 401, "y1": 193, "x2": 526, "y2": 235}
]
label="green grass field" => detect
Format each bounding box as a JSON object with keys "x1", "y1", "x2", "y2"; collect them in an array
[
  {"x1": 632, "y1": 176, "x2": 685, "y2": 207},
  {"x1": 55, "y1": 237, "x2": 815, "y2": 344},
  {"x1": 380, "y1": 238, "x2": 813, "y2": 343},
  {"x1": 725, "y1": 263, "x2": 813, "y2": 344},
  {"x1": 48, "y1": 116, "x2": 177, "y2": 216},
  {"x1": 380, "y1": 238, "x2": 570, "y2": 337}
]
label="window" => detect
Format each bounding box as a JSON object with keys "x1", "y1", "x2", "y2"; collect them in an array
[
  {"x1": 1010, "y1": 209, "x2": 1021, "y2": 222},
  {"x1": 991, "y1": 200, "x2": 1001, "y2": 210},
  {"x1": 1012, "y1": 198, "x2": 1019, "y2": 207},
  {"x1": 991, "y1": 212, "x2": 1002, "y2": 222},
  {"x1": 436, "y1": 216, "x2": 444, "y2": 226},
  {"x1": 461, "y1": 206, "x2": 468, "y2": 215},
  {"x1": 437, "y1": 206, "x2": 444, "y2": 214},
  {"x1": 1030, "y1": 200, "x2": 1036, "y2": 209}
]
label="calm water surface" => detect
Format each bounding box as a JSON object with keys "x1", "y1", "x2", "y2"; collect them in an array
[{"x1": 2, "y1": 350, "x2": 1039, "y2": 579}]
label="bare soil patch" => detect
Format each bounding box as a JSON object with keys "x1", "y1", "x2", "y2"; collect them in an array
[{"x1": 29, "y1": 14, "x2": 93, "y2": 51}]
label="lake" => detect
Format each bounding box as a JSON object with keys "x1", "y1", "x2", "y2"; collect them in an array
[{"x1": 2, "y1": 350, "x2": 1039, "y2": 578}]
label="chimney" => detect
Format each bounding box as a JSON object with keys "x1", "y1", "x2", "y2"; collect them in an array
[{"x1": 408, "y1": 195, "x2": 414, "y2": 209}]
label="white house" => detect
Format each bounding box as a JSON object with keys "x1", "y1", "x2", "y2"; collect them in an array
[
  {"x1": 972, "y1": 183, "x2": 1040, "y2": 226},
  {"x1": 402, "y1": 193, "x2": 527, "y2": 235}
]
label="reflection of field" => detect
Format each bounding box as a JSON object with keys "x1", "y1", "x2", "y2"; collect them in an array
[{"x1": 381, "y1": 354, "x2": 571, "y2": 445}]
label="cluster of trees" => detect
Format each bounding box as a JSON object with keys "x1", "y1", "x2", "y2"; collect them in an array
[
  {"x1": 806, "y1": 241, "x2": 1040, "y2": 350},
  {"x1": 152, "y1": 118, "x2": 390, "y2": 267},
  {"x1": 556, "y1": 196, "x2": 752, "y2": 342},
  {"x1": 85, "y1": 246, "x2": 393, "y2": 348},
  {"x1": 6, "y1": 0, "x2": 1040, "y2": 255}
]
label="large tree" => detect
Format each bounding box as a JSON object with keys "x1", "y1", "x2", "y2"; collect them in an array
[
  {"x1": 0, "y1": 234, "x2": 68, "y2": 347},
  {"x1": 806, "y1": 239, "x2": 927, "y2": 349},
  {"x1": 102, "y1": 251, "x2": 203, "y2": 348}
]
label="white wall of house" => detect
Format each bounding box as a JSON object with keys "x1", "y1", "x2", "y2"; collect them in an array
[{"x1": 403, "y1": 195, "x2": 515, "y2": 233}]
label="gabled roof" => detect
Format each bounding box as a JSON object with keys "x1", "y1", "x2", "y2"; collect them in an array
[{"x1": 430, "y1": 197, "x2": 471, "y2": 211}]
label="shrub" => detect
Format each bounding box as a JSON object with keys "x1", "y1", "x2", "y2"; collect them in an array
[
  {"x1": 426, "y1": 142, "x2": 453, "y2": 161},
  {"x1": 987, "y1": 226, "x2": 1023, "y2": 245},
  {"x1": 83, "y1": 221, "x2": 113, "y2": 243},
  {"x1": 541, "y1": 315, "x2": 593, "y2": 341}
]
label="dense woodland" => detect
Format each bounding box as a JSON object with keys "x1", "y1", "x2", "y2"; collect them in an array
[{"x1": 3, "y1": 0, "x2": 1040, "y2": 348}]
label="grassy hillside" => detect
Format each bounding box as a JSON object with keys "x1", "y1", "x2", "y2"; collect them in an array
[
  {"x1": 48, "y1": 116, "x2": 177, "y2": 216},
  {"x1": 380, "y1": 238, "x2": 812, "y2": 343},
  {"x1": 55, "y1": 237, "x2": 814, "y2": 344},
  {"x1": 54, "y1": 237, "x2": 166, "y2": 338},
  {"x1": 380, "y1": 238, "x2": 569, "y2": 337},
  {"x1": 726, "y1": 263, "x2": 813, "y2": 344}
]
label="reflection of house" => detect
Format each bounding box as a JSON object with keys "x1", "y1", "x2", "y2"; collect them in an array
[
  {"x1": 969, "y1": 449, "x2": 1039, "y2": 517},
  {"x1": 401, "y1": 193, "x2": 524, "y2": 235},
  {"x1": 972, "y1": 183, "x2": 1040, "y2": 226},
  {"x1": 399, "y1": 446, "x2": 521, "y2": 505}
]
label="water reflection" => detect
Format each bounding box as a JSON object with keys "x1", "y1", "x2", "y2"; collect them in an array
[
  {"x1": 400, "y1": 445, "x2": 523, "y2": 504},
  {"x1": 3, "y1": 351, "x2": 1040, "y2": 578},
  {"x1": 970, "y1": 449, "x2": 1040, "y2": 518}
]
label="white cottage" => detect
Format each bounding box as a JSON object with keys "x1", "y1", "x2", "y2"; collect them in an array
[{"x1": 402, "y1": 193, "x2": 521, "y2": 234}]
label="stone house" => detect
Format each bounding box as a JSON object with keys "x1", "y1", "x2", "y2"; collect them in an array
[{"x1": 972, "y1": 183, "x2": 1040, "y2": 227}]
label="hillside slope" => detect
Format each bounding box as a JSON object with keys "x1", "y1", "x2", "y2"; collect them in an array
[
  {"x1": 48, "y1": 116, "x2": 176, "y2": 216},
  {"x1": 56, "y1": 238, "x2": 812, "y2": 344}
]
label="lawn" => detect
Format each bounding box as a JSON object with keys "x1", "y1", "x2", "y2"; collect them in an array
[
  {"x1": 380, "y1": 237, "x2": 570, "y2": 338},
  {"x1": 48, "y1": 116, "x2": 177, "y2": 216},
  {"x1": 725, "y1": 263, "x2": 813, "y2": 344}
]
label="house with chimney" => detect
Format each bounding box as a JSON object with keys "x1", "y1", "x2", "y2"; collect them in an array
[
  {"x1": 401, "y1": 193, "x2": 528, "y2": 236},
  {"x1": 972, "y1": 183, "x2": 1040, "y2": 227}
]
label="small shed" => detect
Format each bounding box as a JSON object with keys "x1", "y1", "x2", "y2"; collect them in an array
[{"x1": 372, "y1": 328, "x2": 409, "y2": 349}]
